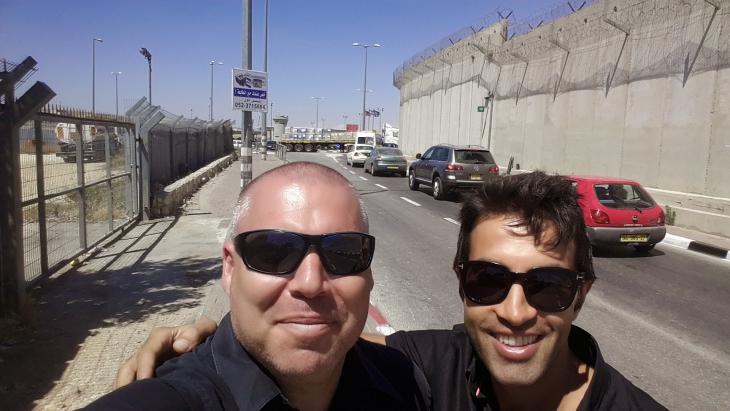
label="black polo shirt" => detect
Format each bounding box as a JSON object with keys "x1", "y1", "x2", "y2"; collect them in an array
[
  {"x1": 86, "y1": 314, "x2": 430, "y2": 410},
  {"x1": 386, "y1": 324, "x2": 667, "y2": 411}
]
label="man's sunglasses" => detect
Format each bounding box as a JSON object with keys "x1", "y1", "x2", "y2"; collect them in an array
[
  {"x1": 233, "y1": 230, "x2": 375, "y2": 276},
  {"x1": 456, "y1": 261, "x2": 584, "y2": 312}
]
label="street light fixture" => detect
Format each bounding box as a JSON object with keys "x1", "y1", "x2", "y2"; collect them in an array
[
  {"x1": 209, "y1": 60, "x2": 224, "y2": 120},
  {"x1": 352, "y1": 42, "x2": 380, "y2": 130},
  {"x1": 139, "y1": 47, "x2": 152, "y2": 103},
  {"x1": 311, "y1": 96, "x2": 324, "y2": 129},
  {"x1": 111, "y1": 71, "x2": 122, "y2": 117},
  {"x1": 92, "y1": 37, "x2": 103, "y2": 113}
]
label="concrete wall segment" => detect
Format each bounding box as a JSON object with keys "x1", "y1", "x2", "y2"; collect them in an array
[{"x1": 396, "y1": 0, "x2": 730, "y2": 201}]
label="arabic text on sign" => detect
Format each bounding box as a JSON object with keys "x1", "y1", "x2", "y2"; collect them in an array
[{"x1": 234, "y1": 88, "x2": 267, "y2": 99}]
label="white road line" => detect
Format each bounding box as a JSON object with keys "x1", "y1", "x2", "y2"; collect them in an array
[
  {"x1": 400, "y1": 197, "x2": 421, "y2": 207},
  {"x1": 444, "y1": 217, "x2": 460, "y2": 225},
  {"x1": 349, "y1": 170, "x2": 356, "y2": 175},
  {"x1": 359, "y1": 176, "x2": 368, "y2": 181},
  {"x1": 375, "y1": 184, "x2": 388, "y2": 190}
]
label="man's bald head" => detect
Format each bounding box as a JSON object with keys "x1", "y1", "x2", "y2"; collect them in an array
[{"x1": 226, "y1": 161, "x2": 368, "y2": 239}]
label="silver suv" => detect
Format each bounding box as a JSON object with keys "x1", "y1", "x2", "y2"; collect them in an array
[{"x1": 408, "y1": 144, "x2": 499, "y2": 200}]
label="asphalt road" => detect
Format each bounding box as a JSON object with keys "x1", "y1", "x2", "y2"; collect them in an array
[{"x1": 287, "y1": 151, "x2": 730, "y2": 411}]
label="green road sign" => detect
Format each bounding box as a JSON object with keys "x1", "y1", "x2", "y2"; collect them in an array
[{"x1": 477, "y1": 106, "x2": 485, "y2": 112}]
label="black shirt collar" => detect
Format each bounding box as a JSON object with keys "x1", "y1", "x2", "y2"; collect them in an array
[{"x1": 211, "y1": 314, "x2": 410, "y2": 410}]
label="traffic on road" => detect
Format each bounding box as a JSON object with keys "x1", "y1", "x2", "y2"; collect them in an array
[{"x1": 289, "y1": 150, "x2": 730, "y2": 411}]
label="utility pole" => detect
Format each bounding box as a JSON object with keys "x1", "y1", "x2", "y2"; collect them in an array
[
  {"x1": 352, "y1": 42, "x2": 380, "y2": 130},
  {"x1": 111, "y1": 71, "x2": 121, "y2": 117},
  {"x1": 209, "y1": 60, "x2": 223, "y2": 121},
  {"x1": 311, "y1": 96, "x2": 323, "y2": 129},
  {"x1": 92, "y1": 38, "x2": 103, "y2": 113},
  {"x1": 241, "y1": 0, "x2": 253, "y2": 188},
  {"x1": 261, "y1": 0, "x2": 269, "y2": 142},
  {"x1": 139, "y1": 48, "x2": 152, "y2": 104}
]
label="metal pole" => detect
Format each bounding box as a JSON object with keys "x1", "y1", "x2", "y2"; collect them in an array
[
  {"x1": 316, "y1": 99, "x2": 319, "y2": 129},
  {"x1": 93, "y1": 39, "x2": 96, "y2": 113},
  {"x1": 241, "y1": 0, "x2": 254, "y2": 188},
  {"x1": 112, "y1": 72, "x2": 121, "y2": 117},
  {"x1": 362, "y1": 47, "x2": 368, "y2": 130},
  {"x1": 210, "y1": 62, "x2": 214, "y2": 120},
  {"x1": 114, "y1": 74, "x2": 118, "y2": 116},
  {"x1": 92, "y1": 38, "x2": 103, "y2": 113},
  {"x1": 261, "y1": 0, "x2": 269, "y2": 141},
  {"x1": 148, "y1": 59, "x2": 152, "y2": 104}
]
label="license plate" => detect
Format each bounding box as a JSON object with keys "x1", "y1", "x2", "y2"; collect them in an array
[
  {"x1": 620, "y1": 234, "x2": 649, "y2": 243},
  {"x1": 470, "y1": 174, "x2": 482, "y2": 181},
  {"x1": 387, "y1": 166, "x2": 398, "y2": 169}
]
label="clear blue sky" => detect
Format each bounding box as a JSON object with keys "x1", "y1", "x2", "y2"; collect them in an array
[{"x1": 2, "y1": 0, "x2": 554, "y2": 129}]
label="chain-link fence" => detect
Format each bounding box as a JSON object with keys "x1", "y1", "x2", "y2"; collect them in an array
[{"x1": 16, "y1": 106, "x2": 137, "y2": 285}]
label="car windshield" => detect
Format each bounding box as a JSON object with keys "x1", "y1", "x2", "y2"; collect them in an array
[
  {"x1": 593, "y1": 183, "x2": 656, "y2": 209},
  {"x1": 455, "y1": 150, "x2": 494, "y2": 164},
  {"x1": 378, "y1": 148, "x2": 403, "y2": 156},
  {"x1": 355, "y1": 145, "x2": 372, "y2": 151}
]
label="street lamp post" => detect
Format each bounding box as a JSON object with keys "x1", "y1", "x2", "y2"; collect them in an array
[
  {"x1": 111, "y1": 71, "x2": 122, "y2": 117},
  {"x1": 139, "y1": 47, "x2": 152, "y2": 104},
  {"x1": 311, "y1": 96, "x2": 323, "y2": 129},
  {"x1": 92, "y1": 37, "x2": 103, "y2": 113},
  {"x1": 352, "y1": 42, "x2": 380, "y2": 130},
  {"x1": 209, "y1": 60, "x2": 224, "y2": 120}
]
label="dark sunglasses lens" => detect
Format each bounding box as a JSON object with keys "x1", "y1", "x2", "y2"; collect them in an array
[
  {"x1": 240, "y1": 231, "x2": 307, "y2": 274},
  {"x1": 523, "y1": 268, "x2": 577, "y2": 312},
  {"x1": 320, "y1": 233, "x2": 374, "y2": 275},
  {"x1": 463, "y1": 262, "x2": 512, "y2": 305}
]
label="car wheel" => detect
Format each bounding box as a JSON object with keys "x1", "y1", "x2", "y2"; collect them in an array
[
  {"x1": 365, "y1": 163, "x2": 370, "y2": 173},
  {"x1": 371, "y1": 165, "x2": 378, "y2": 176},
  {"x1": 408, "y1": 170, "x2": 419, "y2": 190},
  {"x1": 432, "y1": 176, "x2": 447, "y2": 200},
  {"x1": 634, "y1": 244, "x2": 655, "y2": 253}
]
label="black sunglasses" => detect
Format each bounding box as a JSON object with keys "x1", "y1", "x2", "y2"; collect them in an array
[
  {"x1": 233, "y1": 229, "x2": 375, "y2": 276},
  {"x1": 457, "y1": 261, "x2": 584, "y2": 312}
]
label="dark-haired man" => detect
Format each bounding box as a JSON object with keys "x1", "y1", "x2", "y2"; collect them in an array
[
  {"x1": 117, "y1": 171, "x2": 666, "y2": 410},
  {"x1": 87, "y1": 162, "x2": 430, "y2": 410}
]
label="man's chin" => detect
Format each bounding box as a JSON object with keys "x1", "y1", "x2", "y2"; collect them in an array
[{"x1": 265, "y1": 348, "x2": 344, "y2": 378}]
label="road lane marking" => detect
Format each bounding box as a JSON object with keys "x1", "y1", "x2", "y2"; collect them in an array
[
  {"x1": 375, "y1": 184, "x2": 388, "y2": 190},
  {"x1": 444, "y1": 217, "x2": 460, "y2": 225},
  {"x1": 359, "y1": 176, "x2": 368, "y2": 181},
  {"x1": 400, "y1": 197, "x2": 421, "y2": 207},
  {"x1": 368, "y1": 303, "x2": 395, "y2": 336},
  {"x1": 349, "y1": 170, "x2": 356, "y2": 175}
]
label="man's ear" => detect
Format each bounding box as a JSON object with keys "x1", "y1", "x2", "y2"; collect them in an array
[
  {"x1": 574, "y1": 281, "x2": 593, "y2": 313},
  {"x1": 221, "y1": 241, "x2": 236, "y2": 297}
]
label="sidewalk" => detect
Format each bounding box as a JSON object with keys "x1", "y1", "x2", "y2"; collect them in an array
[{"x1": 0, "y1": 154, "x2": 286, "y2": 410}]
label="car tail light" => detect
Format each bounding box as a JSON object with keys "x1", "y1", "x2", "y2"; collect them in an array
[
  {"x1": 446, "y1": 164, "x2": 463, "y2": 171},
  {"x1": 488, "y1": 165, "x2": 499, "y2": 174},
  {"x1": 590, "y1": 209, "x2": 610, "y2": 224},
  {"x1": 657, "y1": 208, "x2": 665, "y2": 225}
]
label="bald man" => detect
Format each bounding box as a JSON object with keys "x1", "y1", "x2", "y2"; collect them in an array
[{"x1": 86, "y1": 162, "x2": 429, "y2": 411}]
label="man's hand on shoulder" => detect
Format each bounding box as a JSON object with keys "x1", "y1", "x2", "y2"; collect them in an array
[{"x1": 114, "y1": 316, "x2": 218, "y2": 388}]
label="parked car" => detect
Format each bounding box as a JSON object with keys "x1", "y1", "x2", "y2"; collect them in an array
[
  {"x1": 364, "y1": 147, "x2": 407, "y2": 176},
  {"x1": 265, "y1": 140, "x2": 277, "y2": 151},
  {"x1": 569, "y1": 176, "x2": 666, "y2": 252},
  {"x1": 408, "y1": 144, "x2": 499, "y2": 200},
  {"x1": 345, "y1": 144, "x2": 373, "y2": 167}
]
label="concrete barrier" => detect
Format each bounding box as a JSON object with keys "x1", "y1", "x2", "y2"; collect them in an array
[{"x1": 150, "y1": 154, "x2": 235, "y2": 217}]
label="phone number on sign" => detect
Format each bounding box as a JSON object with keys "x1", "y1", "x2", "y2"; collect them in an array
[{"x1": 234, "y1": 101, "x2": 267, "y2": 110}]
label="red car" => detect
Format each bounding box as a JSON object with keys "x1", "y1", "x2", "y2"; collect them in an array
[{"x1": 568, "y1": 176, "x2": 666, "y2": 252}]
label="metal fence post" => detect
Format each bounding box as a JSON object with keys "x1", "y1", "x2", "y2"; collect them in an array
[
  {"x1": 104, "y1": 126, "x2": 113, "y2": 231},
  {"x1": 75, "y1": 122, "x2": 87, "y2": 250},
  {"x1": 34, "y1": 120, "x2": 49, "y2": 277}
]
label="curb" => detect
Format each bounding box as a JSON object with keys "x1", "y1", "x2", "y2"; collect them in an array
[{"x1": 662, "y1": 233, "x2": 730, "y2": 260}]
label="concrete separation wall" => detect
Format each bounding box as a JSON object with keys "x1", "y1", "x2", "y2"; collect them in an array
[
  {"x1": 395, "y1": 0, "x2": 730, "y2": 237},
  {"x1": 151, "y1": 154, "x2": 235, "y2": 217}
]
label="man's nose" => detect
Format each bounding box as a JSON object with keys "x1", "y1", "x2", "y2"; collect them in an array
[
  {"x1": 494, "y1": 284, "x2": 538, "y2": 326},
  {"x1": 288, "y1": 249, "x2": 328, "y2": 298}
]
